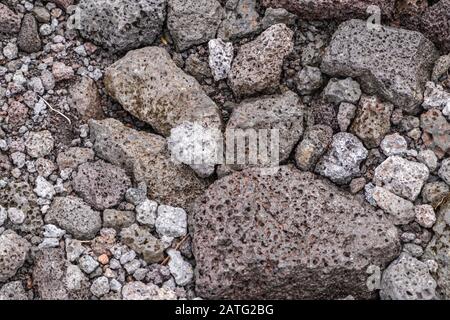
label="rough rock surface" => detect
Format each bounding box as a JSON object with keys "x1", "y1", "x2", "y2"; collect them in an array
[
  {"x1": 421, "y1": 109, "x2": 450, "y2": 157},
  {"x1": 295, "y1": 125, "x2": 333, "y2": 171},
  {"x1": 74, "y1": 0, "x2": 166, "y2": 52},
  {"x1": 68, "y1": 77, "x2": 103, "y2": 121},
  {"x1": 0, "y1": 231, "x2": 30, "y2": 282},
  {"x1": 191, "y1": 166, "x2": 400, "y2": 299},
  {"x1": 228, "y1": 24, "x2": 294, "y2": 98},
  {"x1": 89, "y1": 118, "x2": 208, "y2": 209},
  {"x1": 120, "y1": 224, "x2": 164, "y2": 264},
  {"x1": 0, "y1": 3, "x2": 21, "y2": 35},
  {"x1": 17, "y1": 14, "x2": 42, "y2": 53},
  {"x1": 104, "y1": 47, "x2": 222, "y2": 137},
  {"x1": 218, "y1": 0, "x2": 261, "y2": 41},
  {"x1": 261, "y1": 0, "x2": 396, "y2": 20},
  {"x1": 321, "y1": 19, "x2": 438, "y2": 113},
  {"x1": 372, "y1": 186, "x2": 415, "y2": 225},
  {"x1": 167, "y1": 0, "x2": 223, "y2": 51},
  {"x1": 421, "y1": 0, "x2": 450, "y2": 52}
]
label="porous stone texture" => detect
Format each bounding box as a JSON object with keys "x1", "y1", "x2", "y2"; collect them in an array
[
  {"x1": 226, "y1": 91, "x2": 305, "y2": 169},
  {"x1": 350, "y1": 95, "x2": 394, "y2": 149},
  {"x1": 415, "y1": 205, "x2": 436, "y2": 229},
  {"x1": 261, "y1": 0, "x2": 395, "y2": 20},
  {"x1": 0, "y1": 231, "x2": 30, "y2": 282},
  {"x1": 373, "y1": 156, "x2": 430, "y2": 202},
  {"x1": 380, "y1": 133, "x2": 408, "y2": 157},
  {"x1": 337, "y1": 102, "x2": 357, "y2": 132},
  {"x1": 0, "y1": 281, "x2": 29, "y2": 300},
  {"x1": 103, "y1": 210, "x2": 135, "y2": 231},
  {"x1": 438, "y1": 158, "x2": 450, "y2": 185},
  {"x1": 228, "y1": 24, "x2": 294, "y2": 98},
  {"x1": 421, "y1": 109, "x2": 450, "y2": 157},
  {"x1": 295, "y1": 125, "x2": 333, "y2": 171},
  {"x1": 104, "y1": 46, "x2": 222, "y2": 137},
  {"x1": 74, "y1": 0, "x2": 166, "y2": 53},
  {"x1": 68, "y1": 76, "x2": 103, "y2": 121},
  {"x1": 89, "y1": 118, "x2": 208, "y2": 209},
  {"x1": 217, "y1": 0, "x2": 261, "y2": 41},
  {"x1": 17, "y1": 14, "x2": 42, "y2": 53},
  {"x1": 191, "y1": 166, "x2": 400, "y2": 299},
  {"x1": 45, "y1": 196, "x2": 102, "y2": 240},
  {"x1": 372, "y1": 186, "x2": 415, "y2": 225},
  {"x1": 421, "y1": 0, "x2": 450, "y2": 52},
  {"x1": 315, "y1": 133, "x2": 368, "y2": 185},
  {"x1": 380, "y1": 253, "x2": 437, "y2": 300},
  {"x1": 56, "y1": 147, "x2": 95, "y2": 170},
  {"x1": 295, "y1": 66, "x2": 323, "y2": 95},
  {"x1": 120, "y1": 224, "x2": 164, "y2": 264},
  {"x1": 121, "y1": 281, "x2": 177, "y2": 300},
  {"x1": 155, "y1": 205, "x2": 187, "y2": 238},
  {"x1": 208, "y1": 39, "x2": 234, "y2": 81},
  {"x1": 167, "y1": 0, "x2": 223, "y2": 51},
  {"x1": 0, "y1": 3, "x2": 21, "y2": 35},
  {"x1": 73, "y1": 160, "x2": 131, "y2": 211},
  {"x1": 25, "y1": 130, "x2": 54, "y2": 158},
  {"x1": 167, "y1": 249, "x2": 193, "y2": 286},
  {"x1": 324, "y1": 78, "x2": 361, "y2": 105},
  {"x1": 321, "y1": 19, "x2": 438, "y2": 113}
]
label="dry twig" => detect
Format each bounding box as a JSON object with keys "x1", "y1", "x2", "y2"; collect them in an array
[
  {"x1": 38, "y1": 95, "x2": 72, "y2": 125},
  {"x1": 161, "y1": 234, "x2": 190, "y2": 266}
]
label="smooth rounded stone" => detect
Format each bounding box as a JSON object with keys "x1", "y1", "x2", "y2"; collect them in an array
[
  {"x1": 373, "y1": 156, "x2": 429, "y2": 202},
  {"x1": 208, "y1": 39, "x2": 234, "y2": 81},
  {"x1": 217, "y1": 0, "x2": 261, "y2": 41},
  {"x1": 73, "y1": 0, "x2": 166, "y2": 53},
  {"x1": 103, "y1": 209, "x2": 135, "y2": 231},
  {"x1": 380, "y1": 253, "x2": 437, "y2": 300},
  {"x1": 90, "y1": 276, "x2": 110, "y2": 297},
  {"x1": 73, "y1": 160, "x2": 131, "y2": 211},
  {"x1": 350, "y1": 95, "x2": 393, "y2": 149},
  {"x1": 0, "y1": 231, "x2": 30, "y2": 282},
  {"x1": 438, "y1": 158, "x2": 450, "y2": 185},
  {"x1": 0, "y1": 281, "x2": 29, "y2": 300},
  {"x1": 155, "y1": 205, "x2": 187, "y2": 238},
  {"x1": 432, "y1": 54, "x2": 450, "y2": 82},
  {"x1": 167, "y1": 249, "x2": 193, "y2": 286},
  {"x1": 421, "y1": 181, "x2": 449, "y2": 205},
  {"x1": 0, "y1": 3, "x2": 21, "y2": 35},
  {"x1": 295, "y1": 66, "x2": 323, "y2": 95},
  {"x1": 372, "y1": 186, "x2": 415, "y2": 226},
  {"x1": 315, "y1": 132, "x2": 368, "y2": 185},
  {"x1": 261, "y1": 0, "x2": 395, "y2": 20},
  {"x1": 104, "y1": 47, "x2": 222, "y2": 137},
  {"x1": 25, "y1": 130, "x2": 54, "y2": 158},
  {"x1": 136, "y1": 200, "x2": 158, "y2": 227},
  {"x1": 324, "y1": 78, "x2": 361, "y2": 105},
  {"x1": 321, "y1": 19, "x2": 438, "y2": 113},
  {"x1": 420, "y1": 109, "x2": 450, "y2": 157},
  {"x1": 120, "y1": 224, "x2": 164, "y2": 264},
  {"x1": 168, "y1": 0, "x2": 223, "y2": 51},
  {"x1": 89, "y1": 118, "x2": 208, "y2": 209},
  {"x1": 295, "y1": 125, "x2": 333, "y2": 171},
  {"x1": 56, "y1": 147, "x2": 94, "y2": 170},
  {"x1": 380, "y1": 133, "x2": 408, "y2": 157},
  {"x1": 17, "y1": 13, "x2": 42, "y2": 53},
  {"x1": 261, "y1": 7, "x2": 296, "y2": 29},
  {"x1": 7, "y1": 207, "x2": 26, "y2": 225},
  {"x1": 415, "y1": 205, "x2": 436, "y2": 229},
  {"x1": 33, "y1": 248, "x2": 90, "y2": 300},
  {"x1": 68, "y1": 76, "x2": 103, "y2": 121},
  {"x1": 122, "y1": 281, "x2": 177, "y2": 300},
  {"x1": 45, "y1": 196, "x2": 102, "y2": 240},
  {"x1": 421, "y1": 0, "x2": 450, "y2": 52},
  {"x1": 191, "y1": 166, "x2": 401, "y2": 299},
  {"x1": 422, "y1": 82, "x2": 450, "y2": 111},
  {"x1": 417, "y1": 150, "x2": 438, "y2": 172},
  {"x1": 337, "y1": 102, "x2": 356, "y2": 132},
  {"x1": 226, "y1": 91, "x2": 305, "y2": 170},
  {"x1": 228, "y1": 23, "x2": 294, "y2": 98}
]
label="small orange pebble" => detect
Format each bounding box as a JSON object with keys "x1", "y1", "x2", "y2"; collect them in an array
[{"x1": 98, "y1": 254, "x2": 109, "y2": 265}]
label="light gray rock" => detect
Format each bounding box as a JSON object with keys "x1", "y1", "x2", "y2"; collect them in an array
[
  {"x1": 155, "y1": 205, "x2": 187, "y2": 238},
  {"x1": 337, "y1": 102, "x2": 356, "y2": 132},
  {"x1": 295, "y1": 125, "x2": 333, "y2": 171},
  {"x1": 0, "y1": 231, "x2": 30, "y2": 282},
  {"x1": 295, "y1": 66, "x2": 323, "y2": 95},
  {"x1": 324, "y1": 78, "x2": 361, "y2": 105},
  {"x1": 121, "y1": 281, "x2": 177, "y2": 300},
  {"x1": 34, "y1": 176, "x2": 55, "y2": 200},
  {"x1": 25, "y1": 130, "x2": 54, "y2": 158},
  {"x1": 136, "y1": 200, "x2": 158, "y2": 227},
  {"x1": 372, "y1": 186, "x2": 415, "y2": 225},
  {"x1": 415, "y1": 205, "x2": 436, "y2": 229},
  {"x1": 167, "y1": 249, "x2": 193, "y2": 286},
  {"x1": 208, "y1": 39, "x2": 234, "y2": 81},
  {"x1": 90, "y1": 276, "x2": 110, "y2": 297},
  {"x1": 380, "y1": 133, "x2": 408, "y2": 157},
  {"x1": 0, "y1": 281, "x2": 29, "y2": 300},
  {"x1": 78, "y1": 254, "x2": 100, "y2": 274},
  {"x1": 438, "y1": 158, "x2": 450, "y2": 185},
  {"x1": 423, "y1": 82, "x2": 450, "y2": 111},
  {"x1": 218, "y1": 0, "x2": 261, "y2": 41}
]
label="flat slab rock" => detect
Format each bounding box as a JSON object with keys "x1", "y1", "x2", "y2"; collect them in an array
[
  {"x1": 191, "y1": 166, "x2": 401, "y2": 299},
  {"x1": 261, "y1": 0, "x2": 396, "y2": 20},
  {"x1": 321, "y1": 19, "x2": 438, "y2": 113}
]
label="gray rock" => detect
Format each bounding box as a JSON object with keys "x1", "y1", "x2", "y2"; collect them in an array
[
  {"x1": 168, "y1": 0, "x2": 223, "y2": 51},
  {"x1": 321, "y1": 19, "x2": 438, "y2": 113},
  {"x1": 295, "y1": 125, "x2": 333, "y2": 171},
  {"x1": 0, "y1": 206, "x2": 6, "y2": 227},
  {"x1": 73, "y1": 160, "x2": 131, "y2": 211},
  {"x1": 438, "y1": 158, "x2": 450, "y2": 185},
  {"x1": 192, "y1": 166, "x2": 400, "y2": 299},
  {"x1": 45, "y1": 196, "x2": 102, "y2": 240},
  {"x1": 25, "y1": 130, "x2": 54, "y2": 158},
  {"x1": 167, "y1": 249, "x2": 193, "y2": 286},
  {"x1": 74, "y1": 0, "x2": 166, "y2": 53},
  {"x1": 422, "y1": 181, "x2": 449, "y2": 205},
  {"x1": 261, "y1": 7, "x2": 296, "y2": 30},
  {"x1": 56, "y1": 147, "x2": 94, "y2": 170},
  {"x1": 373, "y1": 156, "x2": 429, "y2": 201},
  {"x1": 34, "y1": 176, "x2": 56, "y2": 200},
  {"x1": 315, "y1": 133, "x2": 368, "y2": 185},
  {"x1": 380, "y1": 133, "x2": 408, "y2": 157},
  {"x1": 218, "y1": 0, "x2": 261, "y2": 41},
  {"x1": 90, "y1": 276, "x2": 110, "y2": 297},
  {"x1": 372, "y1": 186, "x2": 415, "y2": 225},
  {"x1": 103, "y1": 209, "x2": 136, "y2": 231},
  {"x1": 136, "y1": 200, "x2": 158, "y2": 227},
  {"x1": 421, "y1": 0, "x2": 450, "y2": 53},
  {"x1": 0, "y1": 3, "x2": 21, "y2": 35},
  {"x1": 104, "y1": 47, "x2": 222, "y2": 137},
  {"x1": 120, "y1": 224, "x2": 164, "y2": 263},
  {"x1": 337, "y1": 102, "x2": 356, "y2": 132},
  {"x1": 17, "y1": 14, "x2": 41, "y2": 53},
  {"x1": 403, "y1": 243, "x2": 424, "y2": 258},
  {"x1": 208, "y1": 39, "x2": 234, "y2": 81},
  {"x1": 0, "y1": 231, "x2": 30, "y2": 282},
  {"x1": 228, "y1": 24, "x2": 294, "y2": 98},
  {"x1": 420, "y1": 109, "x2": 450, "y2": 157},
  {"x1": 380, "y1": 253, "x2": 437, "y2": 300},
  {"x1": 155, "y1": 205, "x2": 187, "y2": 238},
  {"x1": 0, "y1": 281, "x2": 28, "y2": 300},
  {"x1": 432, "y1": 54, "x2": 450, "y2": 82},
  {"x1": 89, "y1": 118, "x2": 209, "y2": 209},
  {"x1": 415, "y1": 205, "x2": 436, "y2": 229},
  {"x1": 125, "y1": 188, "x2": 147, "y2": 206},
  {"x1": 422, "y1": 82, "x2": 450, "y2": 111},
  {"x1": 68, "y1": 76, "x2": 103, "y2": 121},
  {"x1": 324, "y1": 78, "x2": 361, "y2": 105},
  {"x1": 78, "y1": 254, "x2": 100, "y2": 274},
  {"x1": 121, "y1": 281, "x2": 177, "y2": 300},
  {"x1": 418, "y1": 150, "x2": 438, "y2": 172},
  {"x1": 295, "y1": 66, "x2": 323, "y2": 95}
]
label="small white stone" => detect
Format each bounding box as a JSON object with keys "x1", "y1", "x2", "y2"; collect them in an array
[
  {"x1": 135, "y1": 199, "x2": 158, "y2": 227},
  {"x1": 7, "y1": 207, "x2": 26, "y2": 224},
  {"x1": 34, "y1": 176, "x2": 56, "y2": 200},
  {"x1": 414, "y1": 205, "x2": 436, "y2": 229},
  {"x1": 43, "y1": 224, "x2": 66, "y2": 239},
  {"x1": 167, "y1": 249, "x2": 194, "y2": 286},
  {"x1": 38, "y1": 237, "x2": 60, "y2": 249},
  {"x1": 208, "y1": 39, "x2": 234, "y2": 81},
  {"x1": 156, "y1": 205, "x2": 187, "y2": 238},
  {"x1": 380, "y1": 133, "x2": 407, "y2": 156}
]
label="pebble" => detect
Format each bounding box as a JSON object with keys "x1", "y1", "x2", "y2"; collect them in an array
[
  {"x1": 155, "y1": 205, "x2": 188, "y2": 238},
  {"x1": 7, "y1": 208, "x2": 26, "y2": 225},
  {"x1": 136, "y1": 200, "x2": 158, "y2": 227}
]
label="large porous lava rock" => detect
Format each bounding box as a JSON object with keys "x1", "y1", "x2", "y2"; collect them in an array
[
  {"x1": 89, "y1": 118, "x2": 209, "y2": 209},
  {"x1": 73, "y1": 0, "x2": 166, "y2": 53},
  {"x1": 104, "y1": 46, "x2": 222, "y2": 137},
  {"x1": 191, "y1": 166, "x2": 401, "y2": 299},
  {"x1": 0, "y1": 3, "x2": 21, "y2": 36},
  {"x1": 261, "y1": 0, "x2": 396, "y2": 20},
  {"x1": 321, "y1": 19, "x2": 438, "y2": 113},
  {"x1": 0, "y1": 231, "x2": 30, "y2": 282},
  {"x1": 421, "y1": 0, "x2": 450, "y2": 53}
]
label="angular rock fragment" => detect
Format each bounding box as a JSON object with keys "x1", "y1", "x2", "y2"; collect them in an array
[
  {"x1": 0, "y1": 3, "x2": 21, "y2": 35},
  {"x1": 372, "y1": 186, "x2": 415, "y2": 225},
  {"x1": 68, "y1": 76, "x2": 103, "y2": 121},
  {"x1": 120, "y1": 224, "x2": 164, "y2": 263},
  {"x1": 321, "y1": 19, "x2": 438, "y2": 113},
  {"x1": 208, "y1": 39, "x2": 234, "y2": 81},
  {"x1": 104, "y1": 47, "x2": 222, "y2": 137},
  {"x1": 295, "y1": 125, "x2": 333, "y2": 171},
  {"x1": 421, "y1": 0, "x2": 450, "y2": 52},
  {"x1": 421, "y1": 109, "x2": 450, "y2": 157},
  {"x1": 192, "y1": 166, "x2": 400, "y2": 299},
  {"x1": 218, "y1": 0, "x2": 261, "y2": 41},
  {"x1": 0, "y1": 231, "x2": 30, "y2": 282}
]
